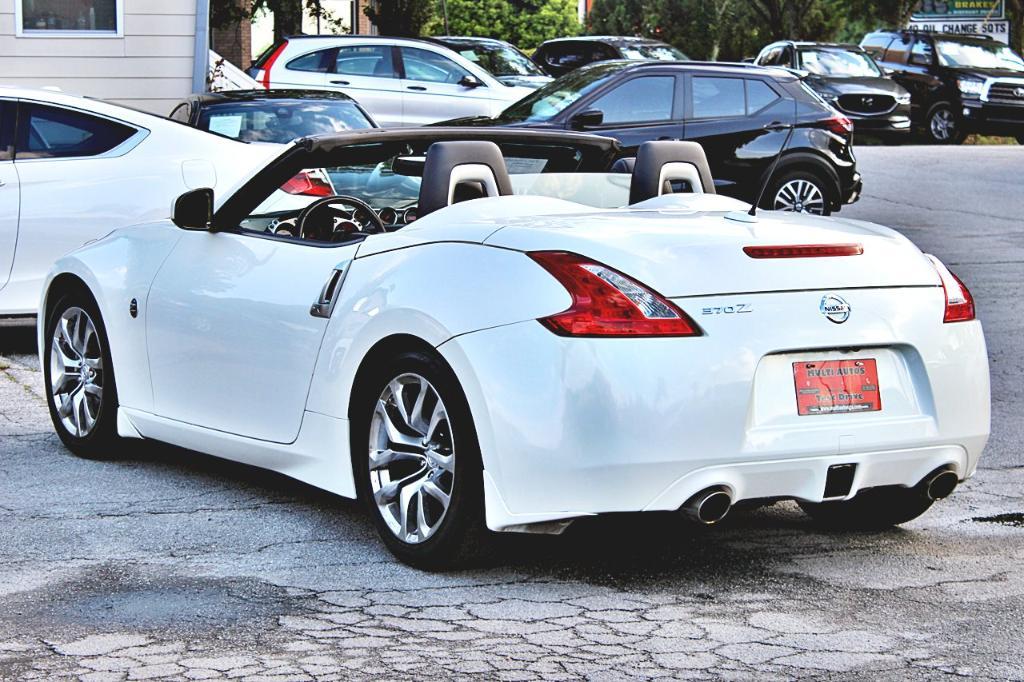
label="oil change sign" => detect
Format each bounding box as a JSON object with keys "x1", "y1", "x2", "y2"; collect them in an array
[
  {"x1": 911, "y1": 0, "x2": 1009, "y2": 45},
  {"x1": 908, "y1": 18, "x2": 1010, "y2": 44}
]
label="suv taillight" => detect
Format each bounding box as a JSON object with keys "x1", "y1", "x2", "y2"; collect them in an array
[
  {"x1": 926, "y1": 255, "x2": 975, "y2": 323},
  {"x1": 281, "y1": 169, "x2": 334, "y2": 197},
  {"x1": 528, "y1": 251, "x2": 701, "y2": 337},
  {"x1": 821, "y1": 113, "x2": 854, "y2": 136},
  {"x1": 258, "y1": 40, "x2": 288, "y2": 89}
]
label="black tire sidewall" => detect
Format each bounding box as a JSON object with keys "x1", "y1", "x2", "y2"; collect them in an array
[
  {"x1": 763, "y1": 170, "x2": 833, "y2": 216},
  {"x1": 43, "y1": 292, "x2": 121, "y2": 458},
  {"x1": 351, "y1": 350, "x2": 486, "y2": 569}
]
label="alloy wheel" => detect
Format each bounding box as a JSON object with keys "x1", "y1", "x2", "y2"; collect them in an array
[
  {"x1": 49, "y1": 306, "x2": 104, "y2": 437},
  {"x1": 368, "y1": 373, "x2": 456, "y2": 544},
  {"x1": 773, "y1": 179, "x2": 826, "y2": 215},
  {"x1": 930, "y1": 108, "x2": 956, "y2": 142}
]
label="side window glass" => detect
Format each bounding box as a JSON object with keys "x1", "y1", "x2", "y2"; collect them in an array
[
  {"x1": 335, "y1": 45, "x2": 396, "y2": 78},
  {"x1": 746, "y1": 80, "x2": 779, "y2": 113},
  {"x1": 17, "y1": 104, "x2": 136, "y2": 160},
  {"x1": 861, "y1": 36, "x2": 893, "y2": 60},
  {"x1": 884, "y1": 36, "x2": 912, "y2": 64},
  {"x1": 910, "y1": 40, "x2": 934, "y2": 65},
  {"x1": 759, "y1": 47, "x2": 781, "y2": 66},
  {"x1": 1, "y1": 102, "x2": 13, "y2": 161},
  {"x1": 590, "y1": 76, "x2": 675, "y2": 124},
  {"x1": 692, "y1": 77, "x2": 745, "y2": 119},
  {"x1": 401, "y1": 47, "x2": 470, "y2": 84},
  {"x1": 288, "y1": 49, "x2": 332, "y2": 73},
  {"x1": 169, "y1": 104, "x2": 191, "y2": 123}
]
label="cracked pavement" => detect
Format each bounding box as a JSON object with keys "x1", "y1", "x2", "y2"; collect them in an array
[{"x1": 1, "y1": 145, "x2": 1022, "y2": 681}]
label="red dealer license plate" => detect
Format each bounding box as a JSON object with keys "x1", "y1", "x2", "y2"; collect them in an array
[{"x1": 793, "y1": 359, "x2": 881, "y2": 416}]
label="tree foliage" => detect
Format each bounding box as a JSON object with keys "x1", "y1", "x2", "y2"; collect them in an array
[
  {"x1": 364, "y1": 0, "x2": 436, "y2": 37},
  {"x1": 437, "y1": 0, "x2": 580, "y2": 49}
]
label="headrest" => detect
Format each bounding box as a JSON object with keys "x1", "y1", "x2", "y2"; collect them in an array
[
  {"x1": 610, "y1": 157, "x2": 636, "y2": 174},
  {"x1": 629, "y1": 141, "x2": 716, "y2": 205},
  {"x1": 418, "y1": 141, "x2": 514, "y2": 217}
]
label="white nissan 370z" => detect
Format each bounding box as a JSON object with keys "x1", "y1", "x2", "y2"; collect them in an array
[{"x1": 39, "y1": 129, "x2": 990, "y2": 567}]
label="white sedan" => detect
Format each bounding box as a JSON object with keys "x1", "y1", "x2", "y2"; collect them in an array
[
  {"x1": 39, "y1": 130, "x2": 990, "y2": 567},
  {"x1": 0, "y1": 86, "x2": 282, "y2": 319}
]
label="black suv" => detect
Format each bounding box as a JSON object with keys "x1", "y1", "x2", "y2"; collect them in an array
[
  {"x1": 862, "y1": 30, "x2": 1024, "y2": 143},
  {"x1": 445, "y1": 61, "x2": 861, "y2": 215},
  {"x1": 754, "y1": 41, "x2": 911, "y2": 137},
  {"x1": 532, "y1": 36, "x2": 689, "y2": 78}
]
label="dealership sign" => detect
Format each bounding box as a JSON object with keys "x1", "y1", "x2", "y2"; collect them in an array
[{"x1": 910, "y1": 0, "x2": 1009, "y2": 45}]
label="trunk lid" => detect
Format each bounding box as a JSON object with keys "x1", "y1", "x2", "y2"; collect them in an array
[{"x1": 484, "y1": 207, "x2": 940, "y2": 297}]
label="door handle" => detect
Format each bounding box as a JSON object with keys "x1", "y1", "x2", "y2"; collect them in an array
[
  {"x1": 330, "y1": 79, "x2": 350, "y2": 85},
  {"x1": 764, "y1": 121, "x2": 790, "y2": 132},
  {"x1": 406, "y1": 85, "x2": 427, "y2": 91},
  {"x1": 310, "y1": 262, "x2": 350, "y2": 319}
]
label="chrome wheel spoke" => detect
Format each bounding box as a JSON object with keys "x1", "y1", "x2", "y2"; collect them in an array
[
  {"x1": 422, "y1": 479, "x2": 450, "y2": 507},
  {"x1": 369, "y1": 447, "x2": 424, "y2": 470},
  {"x1": 49, "y1": 306, "x2": 104, "y2": 438},
  {"x1": 375, "y1": 399, "x2": 423, "y2": 449}
]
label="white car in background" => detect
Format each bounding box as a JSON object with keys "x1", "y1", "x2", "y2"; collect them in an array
[
  {"x1": 0, "y1": 87, "x2": 282, "y2": 319},
  {"x1": 39, "y1": 131, "x2": 989, "y2": 568},
  {"x1": 250, "y1": 36, "x2": 534, "y2": 127}
]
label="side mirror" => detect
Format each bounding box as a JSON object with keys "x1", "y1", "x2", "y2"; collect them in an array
[
  {"x1": 459, "y1": 75, "x2": 483, "y2": 88},
  {"x1": 909, "y1": 53, "x2": 932, "y2": 66},
  {"x1": 172, "y1": 188, "x2": 214, "y2": 231},
  {"x1": 742, "y1": 57, "x2": 755, "y2": 64},
  {"x1": 882, "y1": 66, "x2": 895, "y2": 76},
  {"x1": 570, "y1": 109, "x2": 604, "y2": 129}
]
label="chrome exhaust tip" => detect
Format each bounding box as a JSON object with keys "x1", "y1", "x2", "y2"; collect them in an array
[
  {"x1": 922, "y1": 469, "x2": 959, "y2": 501},
  {"x1": 682, "y1": 487, "x2": 732, "y2": 525}
]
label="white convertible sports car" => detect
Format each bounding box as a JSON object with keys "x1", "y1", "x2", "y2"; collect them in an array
[{"x1": 39, "y1": 129, "x2": 990, "y2": 567}]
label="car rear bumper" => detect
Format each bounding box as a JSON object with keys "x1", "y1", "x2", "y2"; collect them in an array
[{"x1": 440, "y1": 288, "x2": 990, "y2": 532}]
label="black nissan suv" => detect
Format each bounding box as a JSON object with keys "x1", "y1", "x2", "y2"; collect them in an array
[
  {"x1": 861, "y1": 30, "x2": 1024, "y2": 143},
  {"x1": 754, "y1": 41, "x2": 911, "y2": 138},
  {"x1": 444, "y1": 61, "x2": 861, "y2": 215}
]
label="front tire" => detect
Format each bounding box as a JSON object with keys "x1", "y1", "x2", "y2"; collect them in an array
[
  {"x1": 798, "y1": 486, "x2": 935, "y2": 530},
  {"x1": 43, "y1": 291, "x2": 122, "y2": 459},
  {"x1": 352, "y1": 349, "x2": 489, "y2": 569},
  {"x1": 924, "y1": 102, "x2": 965, "y2": 144},
  {"x1": 1016, "y1": 135, "x2": 1024, "y2": 145},
  {"x1": 763, "y1": 170, "x2": 832, "y2": 216}
]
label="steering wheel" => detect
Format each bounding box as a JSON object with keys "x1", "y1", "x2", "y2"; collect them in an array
[{"x1": 297, "y1": 195, "x2": 386, "y2": 242}]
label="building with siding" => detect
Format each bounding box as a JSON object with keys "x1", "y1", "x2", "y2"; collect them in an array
[{"x1": 0, "y1": 0, "x2": 209, "y2": 114}]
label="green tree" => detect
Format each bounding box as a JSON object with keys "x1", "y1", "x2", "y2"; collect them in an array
[
  {"x1": 364, "y1": 0, "x2": 436, "y2": 36},
  {"x1": 441, "y1": 0, "x2": 580, "y2": 49}
]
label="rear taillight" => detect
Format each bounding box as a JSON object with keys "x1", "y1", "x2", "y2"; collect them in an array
[
  {"x1": 821, "y1": 113, "x2": 853, "y2": 136},
  {"x1": 926, "y1": 255, "x2": 975, "y2": 323},
  {"x1": 260, "y1": 40, "x2": 288, "y2": 89},
  {"x1": 528, "y1": 251, "x2": 701, "y2": 337},
  {"x1": 282, "y1": 169, "x2": 334, "y2": 197},
  {"x1": 743, "y1": 244, "x2": 863, "y2": 259}
]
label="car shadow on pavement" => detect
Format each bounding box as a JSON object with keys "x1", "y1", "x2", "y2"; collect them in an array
[{"x1": 0, "y1": 326, "x2": 37, "y2": 353}]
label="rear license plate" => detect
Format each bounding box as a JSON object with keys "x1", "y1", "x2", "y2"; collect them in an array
[{"x1": 793, "y1": 359, "x2": 881, "y2": 416}]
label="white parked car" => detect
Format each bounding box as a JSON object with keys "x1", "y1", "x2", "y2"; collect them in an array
[
  {"x1": 250, "y1": 36, "x2": 535, "y2": 127},
  {"x1": 39, "y1": 131, "x2": 989, "y2": 567},
  {"x1": 0, "y1": 87, "x2": 282, "y2": 319}
]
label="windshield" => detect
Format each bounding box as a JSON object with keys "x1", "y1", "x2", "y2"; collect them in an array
[
  {"x1": 198, "y1": 100, "x2": 374, "y2": 143},
  {"x1": 619, "y1": 43, "x2": 689, "y2": 61},
  {"x1": 798, "y1": 48, "x2": 881, "y2": 77},
  {"x1": 935, "y1": 39, "x2": 1024, "y2": 71},
  {"x1": 496, "y1": 62, "x2": 625, "y2": 123},
  {"x1": 451, "y1": 42, "x2": 546, "y2": 77}
]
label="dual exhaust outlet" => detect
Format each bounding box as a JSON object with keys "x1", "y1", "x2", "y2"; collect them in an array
[{"x1": 680, "y1": 467, "x2": 959, "y2": 526}]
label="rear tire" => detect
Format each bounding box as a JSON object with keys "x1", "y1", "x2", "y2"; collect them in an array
[
  {"x1": 798, "y1": 486, "x2": 935, "y2": 530},
  {"x1": 1016, "y1": 135, "x2": 1024, "y2": 145},
  {"x1": 351, "y1": 349, "x2": 491, "y2": 569},
  {"x1": 763, "y1": 169, "x2": 833, "y2": 216},
  {"x1": 43, "y1": 290, "x2": 122, "y2": 459}
]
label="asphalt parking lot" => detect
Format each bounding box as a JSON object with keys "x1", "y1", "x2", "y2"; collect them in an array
[{"x1": 1, "y1": 144, "x2": 1022, "y2": 681}]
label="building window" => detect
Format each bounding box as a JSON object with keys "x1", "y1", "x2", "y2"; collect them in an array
[{"x1": 18, "y1": 0, "x2": 120, "y2": 35}]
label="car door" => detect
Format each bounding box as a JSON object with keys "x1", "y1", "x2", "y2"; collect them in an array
[
  {"x1": 902, "y1": 38, "x2": 945, "y2": 122},
  {"x1": 0, "y1": 100, "x2": 19, "y2": 296},
  {"x1": 682, "y1": 75, "x2": 788, "y2": 197},
  {"x1": 146, "y1": 226, "x2": 359, "y2": 444},
  {"x1": 327, "y1": 44, "x2": 404, "y2": 127},
  {"x1": 567, "y1": 74, "x2": 684, "y2": 154},
  {"x1": 7, "y1": 101, "x2": 148, "y2": 314},
  {"x1": 397, "y1": 46, "x2": 496, "y2": 125}
]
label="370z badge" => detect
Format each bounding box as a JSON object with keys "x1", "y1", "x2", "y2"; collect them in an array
[{"x1": 820, "y1": 294, "x2": 851, "y2": 324}]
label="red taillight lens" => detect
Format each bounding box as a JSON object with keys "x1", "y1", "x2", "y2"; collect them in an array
[
  {"x1": 281, "y1": 170, "x2": 334, "y2": 197},
  {"x1": 528, "y1": 251, "x2": 701, "y2": 337},
  {"x1": 822, "y1": 114, "x2": 853, "y2": 136},
  {"x1": 927, "y1": 254, "x2": 975, "y2": 323},
  {"x1": 260, "y1": 41, "x2": 288, "y2": 89},
  {"x1": 743, "y1": 243, "x2": 863, "y2": 259}
]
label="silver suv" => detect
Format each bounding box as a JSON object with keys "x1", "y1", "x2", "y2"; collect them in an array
[{"x1": 250, "y1": 36, "x2": 535, "y2": 127}]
